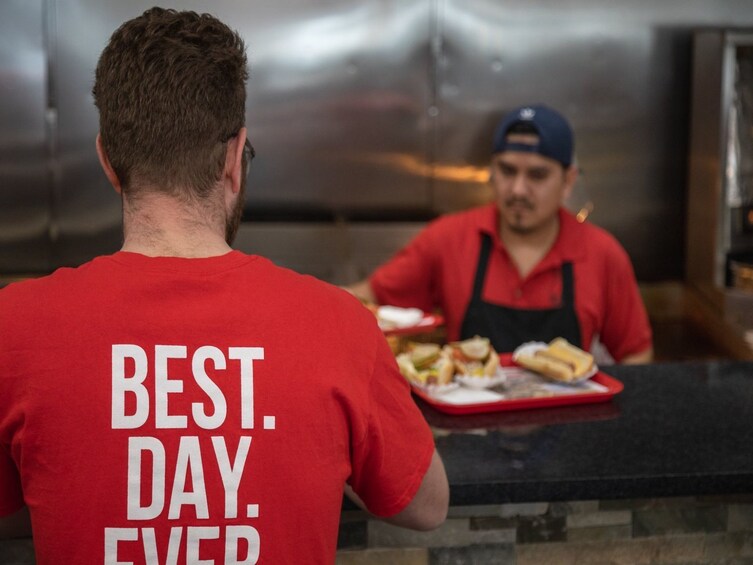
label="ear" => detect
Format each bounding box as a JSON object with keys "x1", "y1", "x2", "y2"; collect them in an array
[
  {"x1": 95, "y1": 134, "x2": 122, "y2": 194},
  {"x1": 225, "y1": 126, "x2": 247, "y2": 196},
  {"x1": 561, "y1": 164, "x2": 579, "y2": 201}
]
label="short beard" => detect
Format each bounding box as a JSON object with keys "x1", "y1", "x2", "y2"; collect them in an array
[
  {"x1": 225, "y1": 174, "x2": 246, "y2": 245},
  {"x1": 507, "y1": 219, "x2": 536, "y2": 235},
  {"x1": 501, "y1": 197, "x2": 535, "y2": 232},
  {"x1": 504, "y1": 196, "x2": 534, "y2": 211}
]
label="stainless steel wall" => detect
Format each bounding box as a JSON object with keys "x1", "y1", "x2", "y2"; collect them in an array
[
  {"x1": 4, "y1": 1, "x2": 753, "y2": 282},
  {"x1": 0, "y1": 0, "x2": 49, "y2": 272}
]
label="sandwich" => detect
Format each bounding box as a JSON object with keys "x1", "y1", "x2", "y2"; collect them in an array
[
  {"x1": 515, "y1": 337, "x2": 594, "y2": 383},
  {"x1": 445, "y1": 335, "x2": 500, "y2": 378},
  {"x1": 396, "y1": 342, "x2": 454, "y2": 386}
]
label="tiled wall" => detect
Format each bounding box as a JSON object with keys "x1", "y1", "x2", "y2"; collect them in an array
[
  {"x1": 1, "y1": 495, "x2": 751, "y2": 564},
  {"x1": 336, "y1": 495, "x2": 753, "y2": 565}
]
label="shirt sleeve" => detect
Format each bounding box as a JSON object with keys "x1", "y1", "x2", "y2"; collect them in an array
[
  {"x1": 347, "y1": 327, "x2": 436, "y2": 517},
  {"x1": 369, "y1": 224, "x2": 440, "y2": 313},
  {"x1": 598, "y1": 243, "x2": 653, "y2": 361},
  {"x1": 0, "y1": 445, "x2": 24, "y2": 516}
]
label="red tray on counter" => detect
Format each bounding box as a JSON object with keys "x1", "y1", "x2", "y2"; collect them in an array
[{"x1": 410, "y1": 356, "x2": 623, "y2": 415}]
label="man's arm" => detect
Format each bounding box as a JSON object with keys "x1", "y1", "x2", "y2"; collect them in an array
[
  {"x1": 345, "y1": 449, "x2": 449, "y2": 531},
  {"x1": 621, "y1": 346, "x2": 653, "y2": 365},
  {"x1": 599, "y1": 238, "x2": 654, "y2": 364},
  {"x1": 0, "y1": 506, "x2": 31, "y2": 539}
]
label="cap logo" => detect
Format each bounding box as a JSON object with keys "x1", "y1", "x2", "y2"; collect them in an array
[
  {"x1": 519, "y1": 107, "x2": 536, "y2": 120},
  {"x1": 493, "y1": 104, "x2": 573, "y2": 167}
]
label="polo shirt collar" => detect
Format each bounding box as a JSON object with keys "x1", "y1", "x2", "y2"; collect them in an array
[{"x1": 478, "y1": 204, "x2": 587, "y2": 266}]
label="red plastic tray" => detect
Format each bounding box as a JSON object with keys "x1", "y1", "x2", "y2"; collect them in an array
[
  {"x1": 382, "y1": 314, "x2": 444, "y2": 336},
  {"x1": 410, "y1": 365, "x2": 623, "y2": 416}
]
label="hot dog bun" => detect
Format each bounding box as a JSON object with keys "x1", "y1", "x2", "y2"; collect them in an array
[
  {"x1": 515, "y1": 338, "x2": 594, "y2": 383},
  {"x1": 547, "y1": 337, "x2": 594, "y2": 377},
  {"x1": 515, "y1": 352, "x2": 574, "y2": 382}
]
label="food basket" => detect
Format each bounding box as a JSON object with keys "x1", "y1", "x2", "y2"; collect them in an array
[{"x1": 409, "y1": 353, "x2": 623, "y2": 415}]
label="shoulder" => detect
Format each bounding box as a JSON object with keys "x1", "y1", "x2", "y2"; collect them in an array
[
  {"x1": 560, "y1": 216, "x2": 641, "y2": 292},
  {"x1": 430, "y1": 204, "x2": 494, "y2": 230},
  {"x1": 415, "y1": 204, "x2": 494, "y2": 246},
  {"x1": 254, "y1": 257, "x2": 381, "y2": 329},
  {"x1": 252, "y1": 256, "x2": 356, "y2": 299},
  {"x1": 255, "y1": 259, "x2": 385, "y2": 368},
  {"x1": 561, "y1": 211, "x2": 632, "y2": 265},
  {"x1": 0, "y1": 262, "x2": 92, "y2": 310},
  {"x1": 0, "y1": 261, "x2": 99, "y2": 348}
]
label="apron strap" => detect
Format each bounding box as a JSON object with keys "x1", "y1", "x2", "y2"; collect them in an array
[
  {"x1": 471, "y1": 233, "x2": 493, "y2": 302},
  {"x1": 561, "y1": 261, "x2": 575, "y2": 306}
]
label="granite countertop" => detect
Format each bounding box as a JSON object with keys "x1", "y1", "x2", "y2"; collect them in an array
[{"x1": 420, "y1": 360, "x2": 753, "y2": 506}]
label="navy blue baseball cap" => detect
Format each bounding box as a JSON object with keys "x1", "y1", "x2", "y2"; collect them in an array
[{"x1": 492, "y1": 104, "x2": 574, "y2": 167}]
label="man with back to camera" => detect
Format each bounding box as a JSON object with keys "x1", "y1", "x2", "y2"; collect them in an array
[
  {"x1": 349, "y1": 104, "x2": 653, "y2": 364},
  {"x1": 0, "y1": 8, "x2": 448, "y2": 563}
]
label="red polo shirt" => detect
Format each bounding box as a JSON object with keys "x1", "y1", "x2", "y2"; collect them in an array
[{"x1": 370, "y1": 204, "x2": 652, "y2": 361}]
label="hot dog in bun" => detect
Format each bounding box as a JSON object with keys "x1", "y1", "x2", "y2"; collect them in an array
[{"x1": 515, "y1": 338, "x2": 594, "y2": 383}]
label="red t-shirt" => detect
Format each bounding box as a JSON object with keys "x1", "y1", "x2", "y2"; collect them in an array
[
  {"x1": 0, "y1": 251, "x2": 435, "y2": 564},
  {"x1": 370, "y1": 204, "x2": 652, "y2": 361}
]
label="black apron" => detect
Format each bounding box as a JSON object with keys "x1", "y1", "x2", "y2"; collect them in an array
[{"x1": 459, "y1": 233, "x2": 582, "y2": 352}]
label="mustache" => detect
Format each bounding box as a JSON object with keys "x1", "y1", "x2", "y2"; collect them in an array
[{"x1": 504, "y1": 197, "x2": 534, "y2": 209}]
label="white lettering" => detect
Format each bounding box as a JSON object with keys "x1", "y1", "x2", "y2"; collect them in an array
[
  {"x1": 111, "y1": 345, "x2": 266, "y2": 430},
  {"x1": 228, "y1": 348, "x2": 264, "y2": 429},
  {"x1": 112, "y1": 345, "x2": 149, "y2": 429},
  {"x1": 155, "y1": 345, "x2": 188, "y2": 429},
  {"x1": 104, "y1": 526, "x2": 256, "y2": 564},
  {"x1": 226, "y1": 525, "x2": 260, "y2": 565},
  {"x1": 186, "y1": 527, "x2": 220, "y2": 565},
  {"x1": 104, "y1": 527, "x2": 138, "y2": 565},
  {"x1": 212, "y1": 436, "x2": 252, "y2": 519},
  {"x1": 141, "y1": 528, "x2": 158, "y2": 565},
  {"x1": 192, "y1": 346, "x2": 228, "y2": 429},
  {"x1": 169, "y1": 436, "x2": 208, "y2": 519},
  {"x1": 127, "y1": 437, "x2": 166, "y2": 520},
  {"x1": 142, "y1": 527, "x2": 182, "y2": 565}
]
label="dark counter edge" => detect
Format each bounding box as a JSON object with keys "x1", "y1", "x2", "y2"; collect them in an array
[
  {"x1": 447, "y1": 473, "x2": 753, "y2": 505},
  {"x1": 340, "y1": 474, "x2": 753, "y2": 512}
]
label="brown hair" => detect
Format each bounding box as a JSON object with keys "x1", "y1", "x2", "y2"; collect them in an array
[{"x1": 93, "y1": 7, "x2": 248, "y2": 199}]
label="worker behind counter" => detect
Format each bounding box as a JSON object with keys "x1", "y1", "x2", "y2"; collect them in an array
[
  {"x1": 349, "y1": 104, "x2": 653, "y2": 364},
  {"x1": 0, "y1": 8, "x2": 448, "y2": 564}
]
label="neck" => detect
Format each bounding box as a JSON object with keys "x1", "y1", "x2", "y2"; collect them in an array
[
  {"x1": 120, "y1": 191, "x2": 232, "y2": 258},
  {"x1": 498, "y1": 212, "x2": 561, "y2": 278}
]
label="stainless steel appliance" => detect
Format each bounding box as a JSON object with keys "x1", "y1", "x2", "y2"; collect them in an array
[{"x1": 688, "y1": 31, "x2": 753, "y2": 293}]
